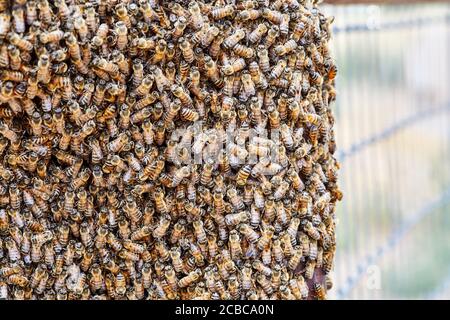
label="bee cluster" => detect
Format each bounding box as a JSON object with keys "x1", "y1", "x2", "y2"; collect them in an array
[{"x1": 0, "y1": 0, "x2": 341, "y2": 300}]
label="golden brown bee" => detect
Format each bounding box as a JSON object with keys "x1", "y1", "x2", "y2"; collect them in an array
[
  {"x1": 178, "y1": 269, "x2": 201, "y2": 288},
  {"x1": 8, "y1": 183, "x2": 21, "y2": 209},
  {"x1": 247, "y1": 23, "x2": 267, "y2": 44},
  {"x1": 115, "y1": 21, "x2": 128, "y2": 51},
  {"x1": 210, "y1": 5, "x2": 235, "y2": 21},
  {"x1": 192, "y1": 219, "x2": 207, "y2": 244},
  {"x1": 236, "y1": 164, "x2": 252, "y2": 186},
  {"x1": 256, "y1": 273, "x2": 273, "y2": 295},
  {"x1": 227, "y1": 229, "x2": 242, "y2": 260},
  {"x1": 0, "y1": 43, "x2": 9, "y2": 68},
  {"x1": 262, "y1": 8, "x2": 283, "y2": 24},
  {"x1": 178, "y1": 38, "x2": 194, "y2": 64},
  {"x1": 8, "y1": 33, "x2": 32, "y2": 52},
  {"x1": 88, "y1": 264, "x2": 103, "y2": 292},
  {"x1": 223, "y1": 29, "x2": 246, "y2": 49},
  {"x1": 40, "y1": 29, "x2": 64, "y2": 44},
  {"x1": 0, "y1": 121, "x2": 19, "y2": 143},
  {"x1": 162, "y1": 265, "x2": 178, "y2": 291},
  {"x1": 8, "y1": 274, "x2": 29, "y2": 287},
  {"x1": 10, "y1": 6, "x2": 25, "y2": 34},
  {"x1": 304, "y1": 220, "x2": 321, "y2": 241},
  {"x1": 170, "y1": 85, "x2": 192, "y2": 107},
  {"x1": 304, "y1": 259, "x2": 317, "y2": 280},
  {"x1": 270, "y1": 59, "x2": 287, "y2": 80},
  {"x1": 314, "y1": 283, "x2": 326, "y2": 300},
  {"x1": 287, "y1": 245, "x2": 302, "y2": 271},
  {"x1": 256, "y1": 225, "x2": 274, "y2": 251},
  {"x1": 0, "y1": 0, "x2": 339, "y2": 300},
  {"x1": 150, "y1": 39, "x2": 166, "y2": 64},
  {"x1": 153, "y1": 214, "x2": 171, "y2": 239},
  {"x1": 265, "y1": 25, "x2": 280, "y2": 48},
  {"x1": 25, "y1": 0, "x2": 38, "y2": 24},
  {"x1": 275, "y1": 39, "x2": 298, "y2": 56},
  {"x1": 135, "y1": 76, "x2": 153, "y2": 97},
  {"x1": 64, "y1": 32, "x2": 81, "y2": 61},
  {"x1": 224, "y1": 211, "x2": 247, "y2": 228},
  {"x1": 325, "y1": 59, "x2": 338, "y2": 81},
  {"x1": 171, "y1": 15, "x2": 187, "y2": 40}
]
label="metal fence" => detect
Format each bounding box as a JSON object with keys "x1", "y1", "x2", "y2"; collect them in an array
[{"x1": 321, "y1": 3, "x2": 450, "y2": 299}]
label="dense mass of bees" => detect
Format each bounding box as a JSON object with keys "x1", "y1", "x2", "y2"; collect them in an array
[{"x1": 0, "y1": 0, "x2": 341, "y2": 300}]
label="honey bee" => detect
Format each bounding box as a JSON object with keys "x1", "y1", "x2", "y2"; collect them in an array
[
  {"x1": 7, "y1": 33, "x2": 32, "y2": 52},
  {"x1": 7, "y1": 183, "x2": 22, "y2": 209},
  {"x1": 0, "y1": 209, "x2": 8, "y2": 233},
  {"x1": 80, "y1": 5, "x2": 96, "y2": 30},
  {"x1": 87, "y1": 264, "x2": 104, "y2": 293},
  {"x1": 237, "y1": 224, "x2": 257, "y2": 246},
  {"x1": 278, "y1": 13, "x2": 290, "y2": 36},
  {"x1": 115, "y1": 21, "x2": 128, "y2": 51},
  {"x1": 148, "y1": 67, "x2": 171, "y2": 93},
  {"x1": 256, "y1": 274, "x2": 273, "y2": 295},
  {"x1": 132, "y1": 92, "x2": 158, "y2": 112},
  {"x1": 188, "y1": 1, "x2": 204, "y2": 30},
  {"x1": 149, "y1": 241, "x2": 168, "y2": 266},
  {"x1": 275, "y1": 39, "x2": 298, "y2": 56},
  {"x1": 3, "y1": 237, "x2": 20, "y2": 263},
  {"x1": 152, "y1": 215, "x2": 170, "y2": 239},
  {"x1": 8, "y1": 274, "x2": 28, "y2": 287},
  {"x1": 166, "y1": 248, "x2": 182, "y2": 274},
  {"x1": 273, "y1": 181, "x2": 290, "y2": 201},
  {"x1": 24, "y1": 0, "x2": 38, "y2": 24},
  {"x1": 236, "y1": 165, "x2": 252, "y2": 186},
  {"x1": 189, "y1": 243, "x2": 205, "y2": 268},
  {"x1": 222, "y1": 58, "x2": 246, "y2": 76},
  {"x1": 0, "y1": 0, "x2": 340, "y2": 300},
  {"x1": 11, "y1": 6, "x2": 25, "y2": 34},
  {"x1": 169, "y1": 15, "x2": 187, "y2": 39},
  {"x1": 238, "y1": 73, "x2": 256, "y2": 102},
  {"x1": 265, "y1": 25, "x2": 280, "y2": 48},
  {"x1": 29, "y1": 264, "x2": 45, "y2": 289},
  {"x1": 132, "y1": 76, "x2": 153, "y2": 97},
  {"x1": 270, "y1": 59, "x2": 287, "y2": 80},
  {"x1": 0, "y1": 44, "x2": 8, "y2": 69},
  {"x1": 224, "y1": 211, "x2": 247, "y2": 227},
  {"x1": 149, "y1": 38, "x2": 166, "y2": 64},
  {"x1": 179, "y1": 107, "x2": 198, "y2": 122},
  {"x1": 78, "y1": 223, "x2": 93, "y2": 248},
  {"x1": 210, "y1": 5, "x2": 234, "y2": 20},
  {"x1": 105, "y1": 133, "x2": 127, "y2": 154},
  {"x1": 177, "y1": 269, "x2": 200, "y2": 288},
  {"x1": 223, "y1": 29, "x2": 245, "y2": 49},
  {"x1": 305, "y1": 260, "x2": 316, "y2": 280},
  {"x1": 111, "y1": 272, "x2": 126, "y2": 296},
  {"x1": 257, "y1": 226, "x2": 274, "y2": 251},
  {"x1": 304, "y1": 220, "x2": 321, "y2": 241},
  {"x1": 280, "y1": 285, "x2": 296, "y2": 300},
  {"x1": 254, "y1": 47, "x2": 270, "y2": 74},
  {"x1": 192, "y1": 219, "x2": 207, "y2": 243},
  {"x1": 177, "y1": 38, "x2": 194, "y2": 64},
  {"x1": 39, "y1": 27, "x2": 64, "y2": 44},
  {"x1": 197, "y1": 25, "x2": 218, "y2": 48},
  {"x1": 262, "y1": 7, "x2": 283, "y2": 24},
  {"x1": 64, "y1": 32, "x2": 81, "y2": 61},
  {"x1": 324, "y1": 59, "x2": 338, "y2": 81}
]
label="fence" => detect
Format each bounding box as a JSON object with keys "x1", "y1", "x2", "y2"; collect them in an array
[{"x1": 321, "y1": 3, "x2": 450, "y2": 299}]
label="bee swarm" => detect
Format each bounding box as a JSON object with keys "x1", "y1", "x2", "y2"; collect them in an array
[{"x1": 0, "y1": 0, "x2": 341, "y2": 300}]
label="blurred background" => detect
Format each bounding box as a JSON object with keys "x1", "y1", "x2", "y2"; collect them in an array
[{"x1": 321, "y1": 1, "x2": 450, "y2": 299}]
